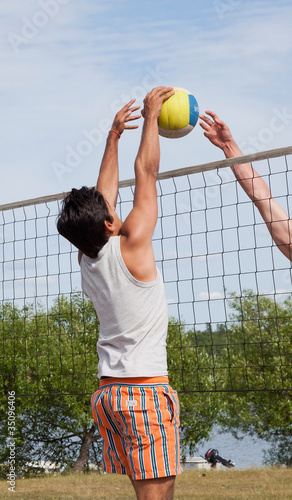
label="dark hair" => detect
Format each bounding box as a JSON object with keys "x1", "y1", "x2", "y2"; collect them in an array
[{"x1": 57, "y1": 187, "x2": 113, "y2": 258}]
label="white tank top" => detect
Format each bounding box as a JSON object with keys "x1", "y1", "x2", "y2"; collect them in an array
[{"x1": 80, "y1": 236, "x2": 168, "y2": 378}]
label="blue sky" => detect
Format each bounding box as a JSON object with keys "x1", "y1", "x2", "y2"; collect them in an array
[{"x1": 1, "y1": 0, "x2": 292, "y2": 205}]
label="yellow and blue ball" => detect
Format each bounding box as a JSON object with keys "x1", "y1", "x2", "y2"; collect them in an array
[{"x1": 158, "y1": 87, "x2": 199, "y2": 139}]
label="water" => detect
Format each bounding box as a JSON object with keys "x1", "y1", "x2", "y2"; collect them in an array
[{"x1": 191, "y1": 427, "x2": 272, "y2": 469}]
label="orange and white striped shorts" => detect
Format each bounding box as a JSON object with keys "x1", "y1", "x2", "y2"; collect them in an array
[{"x1": 91, "y1": 377, "x2": 182, "y2": 480}]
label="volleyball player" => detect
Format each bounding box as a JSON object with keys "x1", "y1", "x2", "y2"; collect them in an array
[{"x1": 57, "y1": 87, "x2": 182, "y2": 500}]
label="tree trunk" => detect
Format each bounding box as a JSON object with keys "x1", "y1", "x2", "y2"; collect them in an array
[{"x1": 71, "y1": 424, "x2": 96, "y2": 473}]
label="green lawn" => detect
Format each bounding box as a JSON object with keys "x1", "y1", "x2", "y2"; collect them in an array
[{"x1": 1, "y1": 468, "x2": 292, "y2": 500}]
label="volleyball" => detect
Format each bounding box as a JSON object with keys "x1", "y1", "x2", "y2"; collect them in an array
[{"x1": 158, "y1": 87, "x2": 199, "y2": 139}]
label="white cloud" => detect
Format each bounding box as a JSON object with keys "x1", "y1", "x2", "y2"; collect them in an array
[{"x1": 0, "y1": 0, "x2": 291, "y2": 205}]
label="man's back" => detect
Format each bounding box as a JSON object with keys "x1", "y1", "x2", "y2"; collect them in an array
[{"x1": 80, "y1": 235, "x2": 168, "y2": 378}]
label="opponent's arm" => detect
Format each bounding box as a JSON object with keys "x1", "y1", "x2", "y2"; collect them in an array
[
  {"x1": 96, "y1": 99, "x2": 141, "y2": 208},
  {"x1": 121, "y1": 87, "x2": 174, "y2": 281},
  {"x1": 200, "y1": 111, "x2": 292, "y2": 261}
]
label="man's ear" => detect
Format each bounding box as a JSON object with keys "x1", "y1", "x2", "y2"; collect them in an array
[{"x1": 104, "y1": 219, "x2": 115, "y2": 233}]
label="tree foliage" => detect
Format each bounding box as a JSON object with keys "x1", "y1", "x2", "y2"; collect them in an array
[
  {"x1": 0, "y1": 290, "x2": 291, "y2": 474},
  {"x1": 167, "y1": 318, "x2": 221, "y2": 455},
  {"x1": 217, "y1": 291, "x2": 292, "y2": 467},
  {"x1": 0, "y1": 295, "x2": 102, "y2": 476}
]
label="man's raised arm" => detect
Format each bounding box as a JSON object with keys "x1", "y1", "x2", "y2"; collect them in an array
[
  {"x1": 77, "y1": 100, "x2": 140, "y2": 264},
  {"x1": 96, "y1": 99, "x2": 141, "y2": 208},
  {"x1": 121, "y1": 87, "x2": 174, "y2": 281},
  {"x1": 200, "y1": 111, "x2": 292, "y2": 261}
]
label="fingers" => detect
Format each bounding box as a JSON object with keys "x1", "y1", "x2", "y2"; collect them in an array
[
  {"x1": 199, "y1": 111, "x2": 226, "y2": 133},
  {"x1": 143, "y1": 86, "x2": 174, "y2": 103},
  {"x1": 126, "y1": 105, "x2": 140, "y2": 113},
  {"x1": 199, "y1": 114, "x2": 214, "y2": 134},
  {"x1": 118, "y1": 100, "x2": 140, "y2": 118},
  {"x1": 118, "y1": 88, "x2": 174, "y2": 115},
  {"x1": 121, "y1": 98, "x2": 137, "y2": 111},
  {"x1": 125, "y1": 113, "x2": 141, "y2": 122},
  {"x1": 126, "y1": 112, "x2": 141, "y2": 119},
  {"x1": 204, "y1": 110, "x2": 218, "y2": 119},
  {"x1": 199, "y1": 114, "x2": 213, "y2": 126},
  {"x1": 123, "y1": 105, "x2": 141, "y2": 117},
  {"x1": 150, "y1": 86, "x2": 174, "y2": 95},
  {"x1": 199, "y1": 120, "x2": 209, "y2": 132},
  {"x1": 142, "y1": 87, "x2": 175, "y2": 120},
  {"x1": 116, "y1": 87, "x2": 174, "y2": 125},
  {"x1": 124, "y1": 104, "x2": 141, "y2": 124},
  {"x1": 124, "y1": 124, "x2": 139, "y2": 130},
  {"x1": 205, "y1": 110, "x2": 225, "y2": 126},
  {"x1": 162, "y1": 89, "x2": 175, "y2": 101},
  {"x1": 111, "y1": 99, "x2": 141, "y2": 134}
]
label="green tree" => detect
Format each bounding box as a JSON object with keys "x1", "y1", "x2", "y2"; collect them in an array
[
  {"x1": 217, "y1": 291, "x2": 292, "y2": 466},
  {"x1": 167, "y1": 318, "x2": 221, "y2": 455},
  {"x1": 2, "y1": 290, "x2": 290, "y2": 473},
  {"x1": 0, "y1": 303, "x2": 222, "y2": 474},
  {"x1": 0, "y1": 294, "x2": 103, "y2": 476}
]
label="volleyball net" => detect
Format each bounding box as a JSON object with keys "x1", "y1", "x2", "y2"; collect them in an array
[{"x1": 1, "y1": 146, "x2": 292, "y2": 397}]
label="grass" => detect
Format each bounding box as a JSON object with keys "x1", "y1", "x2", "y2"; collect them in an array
[{"x1": 0, "y1": 468, "x2": 291, "y2": 499}]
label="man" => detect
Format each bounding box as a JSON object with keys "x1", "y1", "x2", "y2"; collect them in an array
[
  {"x1": 57, "y1": 87, "x2": 182, "y2": 500},
  {"x1": 199, "y1": 110, "x2": 292, "y2": 261}
]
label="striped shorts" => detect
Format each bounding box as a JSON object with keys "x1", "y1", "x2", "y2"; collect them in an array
[{"x1": 91, "y1": 376, "x2": 182, "y2": 480}]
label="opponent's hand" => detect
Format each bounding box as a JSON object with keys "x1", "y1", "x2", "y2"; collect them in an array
[
  {"x1": 199, "y1": 111, "x2": 234, "y2": 150},
  {"x1": 111, "y1": 99, "x2": 141, "y2": 136},
  {"x1": 141, "y1": 86, "x2": 174, "y2": 120}
]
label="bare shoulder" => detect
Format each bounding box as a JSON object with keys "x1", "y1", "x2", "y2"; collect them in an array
[{"x1": 120, "y1": 235, "x2": 157, "y2": 282}]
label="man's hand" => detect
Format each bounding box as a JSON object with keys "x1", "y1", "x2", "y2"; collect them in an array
[
  {"x1": 199, "y1": 111, "x2": 234, "y2": 150},
  {"x1": 111, "y1": 99, "x2": 141, "y2": 135},
  {"x1": 141, "y1": 86, "x2": 174, "y2": 120},
  {"x1": 97, "y1": 100, "x2": 140, "y2": 208}
]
